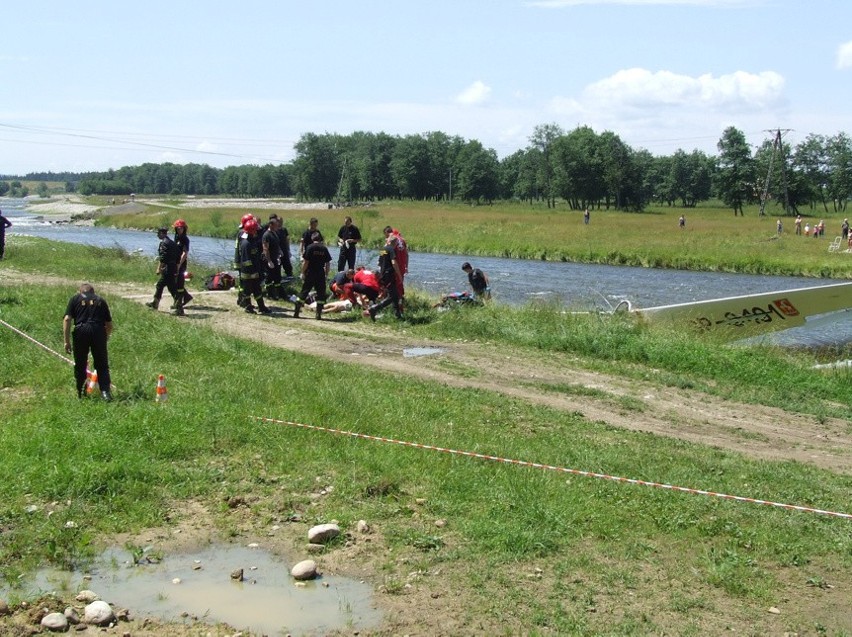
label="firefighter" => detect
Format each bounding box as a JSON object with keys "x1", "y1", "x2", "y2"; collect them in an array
[
  {"x1": 63, "y1": 283, "x2": 113, "y2": 400},
  {"x1": 146, "y1": 227, "x2": 184, "y2": 316},
  {"x1": 173, "y1": 219, "x2": 193, "y2": 306},
  {"x1": 238, "y1": 219, "x2": 271, "y2": 314},
  {"x1": 294, "y1": 231, "x2": 331, "y2": 319}
]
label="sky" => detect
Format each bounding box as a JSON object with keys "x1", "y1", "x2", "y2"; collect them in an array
[{"x1": 1, "y1": 0, "x2": 851, "y2": 175}]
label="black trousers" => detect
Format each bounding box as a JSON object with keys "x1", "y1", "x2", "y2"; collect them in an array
[
  {"x1": 299, "y1": 272, "x2": 328, "y2": 307},
  {"x1": 373, "y1": 280, "x2": 402, "y2": 316},
  {"x1": 73, "y1": 324, "x2": 110, "y2": 396},
  {"x1": 337, "y1": 245, "x2": 356, "y2": 272},
  {"x1": 154, "y1": 264, "x2": 179, "y2": 301}
]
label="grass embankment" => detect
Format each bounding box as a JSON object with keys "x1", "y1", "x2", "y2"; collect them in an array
[
  {"x1": 100, "y1": 198, "x2": 852, "y2": 278},
  {"x1": 1, "y1": 240, "x2": 851, "y2": 635}
]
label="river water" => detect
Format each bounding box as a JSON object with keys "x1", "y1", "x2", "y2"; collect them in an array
[{"x1": 3, "y1": 199, "x2": 851, "y2": 348}]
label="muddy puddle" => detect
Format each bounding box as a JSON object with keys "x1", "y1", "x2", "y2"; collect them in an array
[{"x1": 8, "y1": 544, "x2": 382, "y2": 636}]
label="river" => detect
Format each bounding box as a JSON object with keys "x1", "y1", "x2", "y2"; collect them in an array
[{"x1": 3, "y1": 199, "x2": 851, "y2": 348}]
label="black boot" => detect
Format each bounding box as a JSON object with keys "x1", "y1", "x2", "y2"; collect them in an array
[
  {"x1": 146, "y1": 297, "x2": 160, "y2": 310},
  {"x1": 258, "y1": 299, "x2": 272, "y2": 314},
  {"x1": 293, "y1": 300, "x2": 302, "y2": 318},
  {"x1": 315, "y1": 305, "x2": 323, "y2": 320}
]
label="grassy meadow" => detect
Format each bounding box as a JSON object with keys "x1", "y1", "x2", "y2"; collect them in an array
[
  {"x1": 1, "y1": 238, "x2": 851, "y2": 634},
  {"x1": 99, "y1": 197, "x2": 852, "y2": 278}
]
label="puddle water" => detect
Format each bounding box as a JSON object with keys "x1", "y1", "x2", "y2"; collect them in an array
[
  {"x1": 402, "y1": 347, "x2": 447, "y2": 357},
  {"x1": 8, "y1": 544, "x2": 382, "y2": 636}
]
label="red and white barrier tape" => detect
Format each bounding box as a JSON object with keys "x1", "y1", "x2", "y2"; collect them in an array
[
  {"x1": 0, "y1": 318, "x2": 106, "y2": 384},
  {"x1": 0, "y1": 318, "x2": 75, "y2": 366},
  {"x1": 252, "y1": 415, "x2": 852, "y2": 521}
]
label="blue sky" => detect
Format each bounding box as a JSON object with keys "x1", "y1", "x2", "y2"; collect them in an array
[{"x1": 1, "y1": 0, "x2": 850, "y2": 174}]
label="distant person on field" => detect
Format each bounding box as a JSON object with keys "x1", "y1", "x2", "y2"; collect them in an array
[
  {"x1": 804, "y1": 223, "x2": 811, "y2": 237},
  {"x1": 818, "y1": 220, "x2": 825, "y2": 236},
  {"x1": 461, "y1": 262, "x2": 491, "y2": 301},
  {"x1": 776, "y1": 219, "x2": 783, "y2": 235},
  {"x1": 679, "y1": 215, "x2": 685, "y2": 230},
  {"x1": 63, "y1": 283, "x2": 113, "y2": 401},
  {"x1": 336, "y1": 215, "x2": 361, "y2": 272},
  {"x1": 795, "y1": 214, "x2": 802, "y2": 235},
  {"x1": 584, "y1": 208, "x2": 590, "y2": 225},
  {"x1": 0, "y1": 209, "x2": 11, "y2": 259},
  {"x1": 841, "y1": 218, "x2": 849, "y2": 240}
]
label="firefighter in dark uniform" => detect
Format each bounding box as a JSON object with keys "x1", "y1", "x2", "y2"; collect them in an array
[
  {"x1": 367, "y1": 238, "x2": 404, "y2": 321},
  {"x1": 234, "y1": 214, "x2": 255, "y2": 308},
  {"x1": 275, "y1": 215, "x2": 293, "y2": 277},
  {"x1": 173, "y1": 219, "x2": 193, "y2": 306},
  {"x1": 238, "y1": 219, "x2": 271, "y2": 314},
  {"x1": 336, "y1": 215, "x2": 361, "y2": 272},
  {"x1": 262, "y1": 216, "x2": 283, "y2": 300},
  {"x1": 299, "y1": 217, "x2": 324, "y2": 258},
  {"x1": 63, "y1": 283, "x2": 113, "y2": 400},
  {"x1": 294, "y1": 232, "x2": 331, "y2": 319},
  {"x1": 146, "y1": 227, "x2": 184, "y2": 316}
]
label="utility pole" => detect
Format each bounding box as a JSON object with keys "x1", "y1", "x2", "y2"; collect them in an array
[{"x1": 759, "y1": 128, "x2": 792, "y2": 217}]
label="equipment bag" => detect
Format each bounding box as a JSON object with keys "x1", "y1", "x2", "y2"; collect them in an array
[{"x1": 204, "y1": 272, "x2": 236, "y2": 291}]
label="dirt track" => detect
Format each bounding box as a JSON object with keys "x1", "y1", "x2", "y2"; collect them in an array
[
  {"x1": 5, "y1": 267, "x2": 850, "y2": 474},
  {"x1": 110, "y1": 283, "x2": 851, "y2": 476}
]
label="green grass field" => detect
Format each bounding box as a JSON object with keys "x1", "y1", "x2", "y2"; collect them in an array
[{"x1": 1, "y1": 239, "x2": 851, "y2": 635}]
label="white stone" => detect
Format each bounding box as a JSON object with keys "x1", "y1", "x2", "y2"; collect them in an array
[
  {"x1": 356, "y1": 520, "x2": 370, "y2": 534},
  {"x1": 41, "y1": 612, "x2": 69, "y2": 631},
  {"x1": 64, "y1": 606, "x2": 80, "y2": 624},
  {"x1": 75, "y1": 590, "x2": 99, "y2": 602},
  {"x1": 83, "y1": 600, "x2": 115, "y2": 625},
  {"x1": 307, "y1": 523, "x2": 340, "y2": 543},
  {"x1": 291, "y1": 559, "x2": 318, "y2": 581}
]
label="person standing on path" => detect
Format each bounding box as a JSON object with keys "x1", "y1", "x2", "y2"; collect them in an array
[
  {"x1": 294, "y1": 232, "x2": 332, "y2": 319},
  {"x1": 146, "y1": 227, "x2": 184, "y2": 316},
  {"x1": 173, "y1": 219, "x2": 193, "y2": 306},
  {"x1": 0, "y1": 209, "x2": 11, "y2": 259},
  {"x1": 336, "y1": 215, "x2": 361, "y2": 272},
  {"x1": 238, "y1": 219, "x2": 271, "y2": 314},
  {"x1": 63, "y1": 283, "x2": 113, "y2": 401}
]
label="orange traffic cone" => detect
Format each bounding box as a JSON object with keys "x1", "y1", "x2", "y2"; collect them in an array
[
  {"x1": 86, "y1": 370, "x2": 100, "y2": 396},
  {"x1": 155, "y1": 374, "x2": 168, "y2": 403}
]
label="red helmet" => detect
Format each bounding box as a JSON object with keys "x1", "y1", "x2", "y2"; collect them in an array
[
  {"x1": 173, "y1": 219, "x2": 187, "y2": 229},
  {"x1": 243, "y1": 219, "x2": 260, "y2": 235},
  {"x1": 240, "y1": 213, "x2": 254, "y2": 227}
]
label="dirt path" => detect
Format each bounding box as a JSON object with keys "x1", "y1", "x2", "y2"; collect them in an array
[
  {"x1": 123, "y1": 281, "x2": 852, "y2": 476},
  {"x1": 8, "y1": 270, "x2": 852, "y2": 474}
]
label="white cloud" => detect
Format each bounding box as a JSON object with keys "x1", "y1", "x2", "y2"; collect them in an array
[
  {"x1": 837, "y1": 41, "x2": 852, "y2": 69},
  {"x1": 577, "y1": 68, "x2": 784, "y2": 112},
  {"x1": 456, "y1": 81, "x2": 492, "y2": 106}
]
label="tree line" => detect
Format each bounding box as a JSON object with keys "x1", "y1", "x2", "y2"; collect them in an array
[{"x1": 8, "y1": 124, "x2": 851, "y2": 215}]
